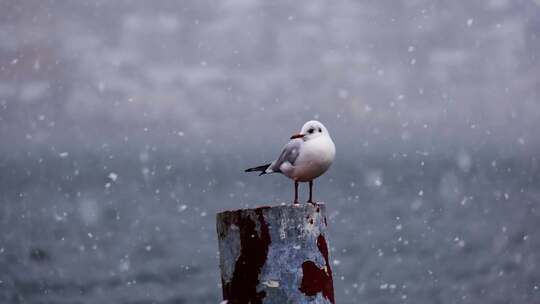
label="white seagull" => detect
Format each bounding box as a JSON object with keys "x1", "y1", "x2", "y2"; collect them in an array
[{"x1": 245, "y1": 120, "x2": 336, "y2": 204}]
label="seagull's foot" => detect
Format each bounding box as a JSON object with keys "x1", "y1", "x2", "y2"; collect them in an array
[
  {"x1": 293, "y1": 200, "x2": 300, "y2": 205},
  {"x1": 307, "y1": 200, "x2": 317, "y2": 206}
]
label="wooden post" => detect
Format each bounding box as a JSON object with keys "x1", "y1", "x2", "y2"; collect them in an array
[{"x1": 216, "y1": 203, "x2": 335, "y2": 304}]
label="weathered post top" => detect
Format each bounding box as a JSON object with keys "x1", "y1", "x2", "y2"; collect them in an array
[{"x1": 216, "y1": 203, "x2": 335, "y2": 304}]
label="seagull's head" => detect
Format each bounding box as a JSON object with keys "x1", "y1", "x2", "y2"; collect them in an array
[{"x1": 290, "y1": 120, "x2": 329, "y2": 141}]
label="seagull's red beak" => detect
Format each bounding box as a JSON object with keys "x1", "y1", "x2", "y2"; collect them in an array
[{"x1": 290, "y1": 133, "x2": 305, "y2": 139}]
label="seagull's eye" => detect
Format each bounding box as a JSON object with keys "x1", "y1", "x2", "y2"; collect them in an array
[
  {"x1": 308, "y1": 128, "x2": 314, "y2": 134},
  {"x1": 318, "y1": 128, "x2": 322, "y2": 133}
]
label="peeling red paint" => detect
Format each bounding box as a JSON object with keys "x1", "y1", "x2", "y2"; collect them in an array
[
  {"x1": 299, "y1": 234, "x2": 335, "y2": 303},
  {"x1": 223, "y1": 207, "x2": 271, "y2": 304}
]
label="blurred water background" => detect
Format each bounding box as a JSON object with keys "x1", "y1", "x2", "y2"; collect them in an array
[{"x1": 1, "y1": 1, "x2": 540, "y2": 303}]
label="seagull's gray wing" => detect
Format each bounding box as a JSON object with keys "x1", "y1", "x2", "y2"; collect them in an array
[{"x1": 268, "y1": 138, "x2": 303, "y2": 173}]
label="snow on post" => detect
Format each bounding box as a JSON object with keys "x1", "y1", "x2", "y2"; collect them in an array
[{"x1": 216, "y1": 203, "x2": 335, "y2": 304}]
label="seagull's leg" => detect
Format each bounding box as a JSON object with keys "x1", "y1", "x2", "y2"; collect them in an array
[
  {"x1": 293, "y1": 181, "x2": 299, "y2": 204},
  {"x1": 307, "y1": 180, "x2": 314, "y2": 204}
]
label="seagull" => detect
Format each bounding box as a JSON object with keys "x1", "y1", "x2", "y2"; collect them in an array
[{"x1": 245, "y1": 120, "x2": 336, "y2": 204}]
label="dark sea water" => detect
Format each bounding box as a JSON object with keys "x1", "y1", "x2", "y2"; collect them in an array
[{"x1": 1, "y1": 152, "x2": 539, "y2": 304}]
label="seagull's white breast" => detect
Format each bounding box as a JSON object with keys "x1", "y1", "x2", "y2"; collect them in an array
[{"x1": 285, "y1": 135, "x2": 335, "y2": 182}]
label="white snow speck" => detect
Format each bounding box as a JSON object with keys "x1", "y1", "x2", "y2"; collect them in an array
[
  {"x1": 119, "y1": 257, "x2": 130, "y2": 272},
  {"x1": 108, "y1": 172, "x2": 118, "y2": 182},
  {"x1": 365, "y1": 170, "x2": 383, "y2": 188},
  {"x1": 59, "y1": 152, "x2": 69, "y2": 158},
  {"x1": 178, "y1": 205, "x2": 187, "y2": 212},
  {"x1": 467, "y1": 18, "x2": 474, "y2": 27}
]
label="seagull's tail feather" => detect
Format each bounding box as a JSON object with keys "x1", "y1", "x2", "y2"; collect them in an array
[{"x1": 245, "y1": 163, "x2": 272, "y2": 176}]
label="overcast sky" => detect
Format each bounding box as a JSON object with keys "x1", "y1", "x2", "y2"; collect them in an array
[{"x1": 1, "y1": 0, "x2": 539, "y2": 158}]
